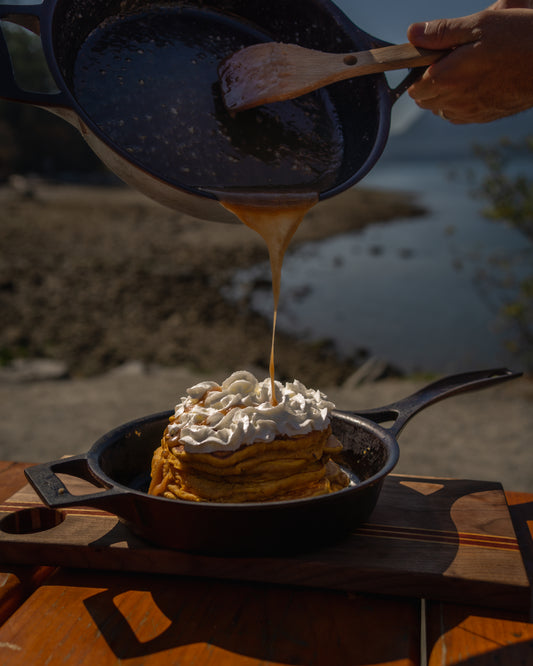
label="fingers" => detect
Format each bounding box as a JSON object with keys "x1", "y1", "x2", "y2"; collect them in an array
[
  {"x1": 406, "y1": 7, "x2": 533, "y2": 123},
  {"x1": 490, "y1": 0, "x2": 533, "y2": 7},
  {"x1": 406, "y1": 13, "x2": 488, "y2": 123},
  {"x1": 406, "y1": 43, "x2": 490, "y2": 123},
  {"x1": 407, "y1": 44, "x2": 476, "y2": 102},
  {"x1": 407, "y1": 15, "x2": 482, "y2": 50}
]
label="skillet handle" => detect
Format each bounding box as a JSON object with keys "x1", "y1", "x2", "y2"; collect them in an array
[
  {"x1": 345, "y1": 367, "x2": 522, "y2": 438},
  {"x1": 366, "y1": 36, "x2": 441, "y2": 103},
  {"x1": 0, "y1": 3, "x2": 69, "y2": 106},
  {"x1": 25, "y1": 455, "x2": 125, "y2": 509},
  {"x1": 389, "y1": 66, "x2": 427, "y2": 102}
]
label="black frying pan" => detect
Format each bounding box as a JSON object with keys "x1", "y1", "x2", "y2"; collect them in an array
[
  {"x1": 1, "y1": 0, "x2": 422, "y2": 222},
  {"x1": 24, "y1": 368, "x2": 520, "y2": 555}
]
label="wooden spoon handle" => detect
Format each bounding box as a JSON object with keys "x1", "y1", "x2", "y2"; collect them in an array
[
  {"x1": 220, "y1": 41, "x2": 447, "y2": 111},
  {"x1": 317, "y1": 43, "x2": 445, "y2": 85}
]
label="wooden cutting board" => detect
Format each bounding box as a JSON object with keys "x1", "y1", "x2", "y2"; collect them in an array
[{"x1": 0, "y1": 474, "x2": 529, "y2": 612}]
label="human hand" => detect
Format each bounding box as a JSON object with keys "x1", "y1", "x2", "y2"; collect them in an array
[
  {"x1": 407, "y1": 8, "x2": 533, "y2": 123},
  {"x1": 487, "y1": 1, "x2": 533, "y2": 8}
]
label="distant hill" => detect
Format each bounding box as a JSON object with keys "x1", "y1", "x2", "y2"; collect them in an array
[{"x1": 382, "y1": 106, "x2": 533, "y2": 162}]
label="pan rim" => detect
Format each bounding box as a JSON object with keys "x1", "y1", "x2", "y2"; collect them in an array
[
  {"x1": 41, "y1": 0, "x2": 392, "y2": 200},
  {"x1": 86, "y1": 410, "x2": 400, "y2": 510}
]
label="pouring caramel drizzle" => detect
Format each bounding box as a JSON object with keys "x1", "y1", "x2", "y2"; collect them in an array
[{"x1": 219, "y1": 193, "x2": 318, "y2": 404}]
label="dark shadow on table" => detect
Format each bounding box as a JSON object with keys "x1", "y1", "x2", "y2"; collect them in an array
[
  {"x1": 81, "y1": 573, "x2": 420, "y2": 664},
  {"x1": 79, "y1": 476, "x2": 505, "y2": 664},
  {"x1": 424, "y1": 496, "x2": 533, "y2": 666},
  {"x1": 425, "y1": 603, "x2": 533, "y2": 666},
  {"x1": 451, "y1": 643, "x2": 533, "y2": 665},
  {"x1": 25, "y1": 475, "x2": 517, "y2": 664},
  {"x1": 509, "y1": 499, "x2": 533, "y2": 587}
]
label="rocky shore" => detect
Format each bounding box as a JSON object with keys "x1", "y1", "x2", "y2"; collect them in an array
[{"x1": 0, "y1": 181, "x2": 423, "y2": 384}]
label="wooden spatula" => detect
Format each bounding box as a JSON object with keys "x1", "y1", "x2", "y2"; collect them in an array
[{"x1": 219, "y1": 42, "x2": 445, "y2": 112}]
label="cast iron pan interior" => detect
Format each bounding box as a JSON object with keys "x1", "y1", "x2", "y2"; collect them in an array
[
  {"x1": 48, "y1": 0, "x2": 390, "y2": 198},
  {"x1": 97, "y1": 412, "x2": 394, "y2": 495},
  {"x1": 84, "y1": 409, "x2": 398, "y2": 554}
]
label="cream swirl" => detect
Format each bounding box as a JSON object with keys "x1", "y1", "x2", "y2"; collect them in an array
[{"x1": 166, "y1": 370, "x2": 334, "y2": 453}]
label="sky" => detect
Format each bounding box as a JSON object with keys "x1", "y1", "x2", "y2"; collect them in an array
[
  {"x1": 331, "y1": 0, "x2": 496, "y2": 133},
  {"x1": 333, "y1": 0, "x2": 490, "y2": 44}
]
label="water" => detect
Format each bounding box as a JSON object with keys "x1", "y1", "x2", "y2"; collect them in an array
[{"x1": 227, "y1": 159, "x2": 533, "y2": 375}]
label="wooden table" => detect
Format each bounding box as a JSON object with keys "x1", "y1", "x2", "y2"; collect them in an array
[{"x1": 0, "y1": 461, "x2": 531, "y2": 665}]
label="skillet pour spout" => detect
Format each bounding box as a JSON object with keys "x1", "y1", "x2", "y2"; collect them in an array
[{"x1": 24, "y1": 368, "x2": 521, "y2": 555}]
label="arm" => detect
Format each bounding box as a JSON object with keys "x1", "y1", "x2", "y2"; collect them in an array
[{"x1": 407, "y1": 2, "x2": 533, "y2": 123}]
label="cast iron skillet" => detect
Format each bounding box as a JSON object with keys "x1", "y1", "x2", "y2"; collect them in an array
[
  {"x1": 0, "y1": 0, "x2": 423, "y2": 222},
  {"x1": 25, "y1": 368, "x2": 520, "y2": 555}
]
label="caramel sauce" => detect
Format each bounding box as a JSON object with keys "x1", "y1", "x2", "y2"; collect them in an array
[
  {"x1": 220, "y1": 193, "x2": 318, "y2": 404},
  {"x1": 72, "y1": 8, "x2": 342, "y2": 406}
]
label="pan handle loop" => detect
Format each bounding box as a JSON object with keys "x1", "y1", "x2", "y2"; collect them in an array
[
  {"x1": 25, "y1": 455, "x2": 125, "y2": 509},
  {"x1": 366, "y1": 36, "x2": 431, "y2": 103},
  {"x1": 389, "y1": 66, "x2": 427, "y2": 102},
  {"x1": 0, "y1": 3, "x2": 68, "y2": 106},
  {"x1": 343, "y1": 368, "x2": 522, "y2": 438}
]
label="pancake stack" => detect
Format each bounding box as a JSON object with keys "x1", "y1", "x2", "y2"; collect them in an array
[{"x1": 148, "y1": 371, "x2": 350, "y2": 503}]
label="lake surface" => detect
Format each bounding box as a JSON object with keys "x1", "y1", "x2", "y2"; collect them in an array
[{"x1": 227, "y1": 159, "x2": 533, "y2": 375}]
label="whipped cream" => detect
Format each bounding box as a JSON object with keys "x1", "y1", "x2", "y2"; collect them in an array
[{"x1": 166, "y1": 370, "x2": 334, "y2": 453}]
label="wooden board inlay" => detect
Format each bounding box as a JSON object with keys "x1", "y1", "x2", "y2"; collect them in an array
[
  {"x1": 0, "y1": 474, "x2": 529, "y2": 612},
  {"x1": 357, "y1": 523, "x2": 521, "y2": 551}
]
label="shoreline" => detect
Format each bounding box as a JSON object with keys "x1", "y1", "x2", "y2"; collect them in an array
[
  {"x1": 1, "y1": 182, "x2": 531, "y2": 492},
  {"x1": 0, "y1": 181, "x2": 425, "y2": 385}
]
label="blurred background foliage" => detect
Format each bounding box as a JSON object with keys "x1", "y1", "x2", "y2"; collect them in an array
[
  {"x1": 473, "y1": 138, "x2": 533, "y2": 372},
  {"x1": 0, "y1": 22, "x2": 103, "y2": 180}
]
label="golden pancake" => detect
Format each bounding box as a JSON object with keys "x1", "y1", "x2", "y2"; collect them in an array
[
  {"x1": 148, "y1": 372, "x2": 350, "y2": 503},
  {"x1": 149, "y1": 424, "x2": 349, "y2": 503}
]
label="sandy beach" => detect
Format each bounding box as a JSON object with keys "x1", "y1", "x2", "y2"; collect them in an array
[{"x1": 1, "y1": 182, "x2": 531, "y2": 492}]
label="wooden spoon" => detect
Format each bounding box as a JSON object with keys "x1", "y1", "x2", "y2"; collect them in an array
[{"x1": 219, "y1": 42, "x2": 445, "y2": 112}]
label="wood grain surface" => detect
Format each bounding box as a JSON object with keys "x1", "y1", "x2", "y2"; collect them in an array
[
  {"x1": 0, "y1": 462, "x2": 56, "y2": 625},
  {"x1": 0, "y1": 472, "x2": 529, "y2": 611},
  {"x1": 426, "y1": 600, "x2": 533, "y2": 666},
  {"x1": 425, "y1": 491, "x2": 533, "y2": 665},
  {"x1": 0, "y1": 567, "x2": 423, "y2": 666},
  {"x1": 0, "y1": 464, "x2": 531, "y2": 665}
]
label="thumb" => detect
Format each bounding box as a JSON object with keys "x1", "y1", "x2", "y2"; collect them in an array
[{"x1": 407, "y1": 16, "x2": 480, "y2": 50}]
